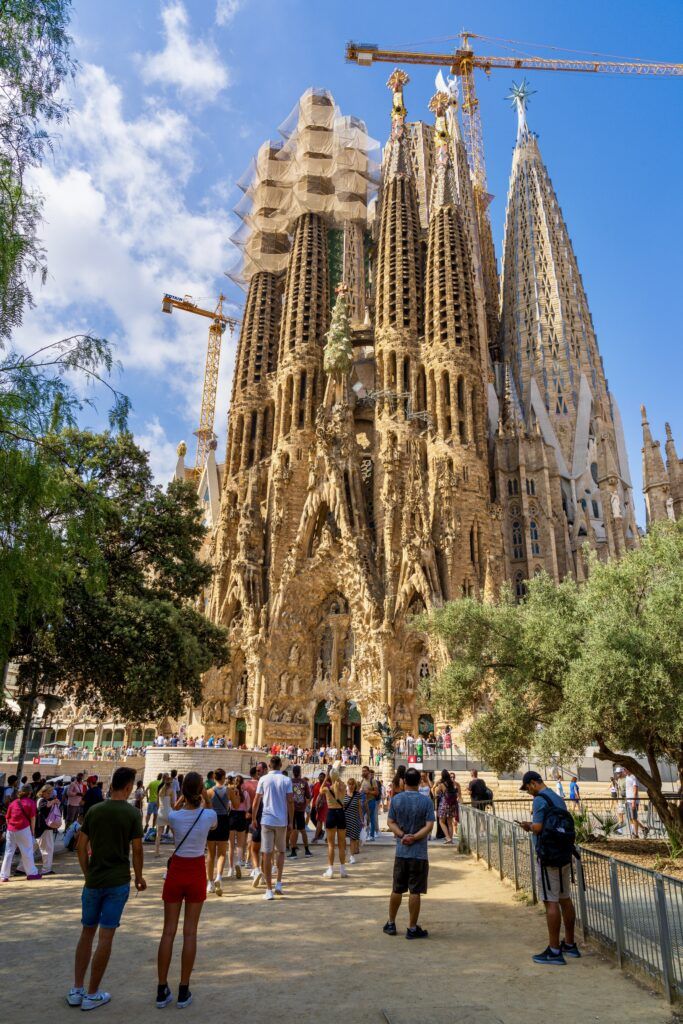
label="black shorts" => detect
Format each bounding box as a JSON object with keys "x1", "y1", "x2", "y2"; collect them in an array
[
  {"x1": 208, "y1": 814, "x2": 230, "y2": 841},
  {"x1": 393, "y1": 857, "x2": 429, "y2": 895},
  {"x1": 326, "y1": 808, "x2": 346, "y2": 830},
  {"x1": 249, "y1": 824, "x2": 262, "y2": 845},
  {"x1": 230, "y1": 810, "x2": 247, "y2": 833},
  {"x1": 293, "y1": 809, "x2": 307, "y2": 830}
]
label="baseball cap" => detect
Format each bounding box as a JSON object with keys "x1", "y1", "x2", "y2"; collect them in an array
[
  {"x1": 520, "y1": 770, "x2": 543, "y2": 791},
  {"x1": 87, "y1": 775, "x2": 98, "y2": 784}
]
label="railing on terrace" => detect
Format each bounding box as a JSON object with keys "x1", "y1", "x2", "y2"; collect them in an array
[
  {"x1": 468, "y1": 796, "x2": 681, "y2": 841},
  {"x1": 458, "y1": 804, "x2": 683, "y2": 1004}
]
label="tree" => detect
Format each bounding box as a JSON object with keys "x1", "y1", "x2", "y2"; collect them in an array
[
  {"x1": 423, "y1": 523, "x2": 683, "y2": 846},
  {"x1": 6, "y1": 425, "x2": 228, "y2": 776},
  {"x1": 0, "y1": 0, "x2": 76, "y2": 338}
]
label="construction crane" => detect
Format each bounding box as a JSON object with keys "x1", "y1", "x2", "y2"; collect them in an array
[
  {"x1": 346, "y1": 33, "x2": 683, "y2": 338},
  {"x1": 161, "y1": 292, "x2": 240, "y2": 473}
]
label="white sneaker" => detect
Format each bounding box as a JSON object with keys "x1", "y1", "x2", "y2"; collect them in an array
[
  {"x1": 323, "y1": 867, "x2": 334, "y2": 878},
  {"x1": 66, "y1": 987, "x2": 84, "y2": 1007},
  {"x1": 214, "y1": 878, "x2": 223, "y2": 897},
  {"x1": 263, "y1": 889, "x2": 275, "y2": 900},
  {"x1": 206, "y1": 880, "x2": 215, "y2": 894},
  {"x1": 249, "y1": 868, "x2": 258, "y2": 879},
  {"x1": 81, "y1": 991, "x2": 111, "y2": 1011},
  {"x1": 252, "y1": 871, "x2": 264, "y2": 889},
  {"x1": 274, "y1": 881, "x2": 283, "y2": 894},
  {"x1": 225, "y1": 867, "x2": 234, "y2": 880},
  {"x1": 348, "y1": 856, "x2": 356, "y2": 865},
  {"x1": 340, "y1": 865, "x2": 349, "y2": 878}
]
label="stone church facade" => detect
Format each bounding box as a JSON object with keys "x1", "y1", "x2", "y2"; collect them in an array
[{"x1": 188, "y1": 72, "x2": 639, "y2": 754}]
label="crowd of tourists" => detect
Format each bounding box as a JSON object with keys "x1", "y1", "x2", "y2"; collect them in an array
[{"x1": 0, "y1": 756, "x2": 587, "y2": 1010}]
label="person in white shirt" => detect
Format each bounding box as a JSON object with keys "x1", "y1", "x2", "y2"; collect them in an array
[
  {"x1": 624, "y1": 772, "x2": 647, "y2": 837},
  {"x1": 250, "y1": 756, "x2": 294, "y2": 901}
]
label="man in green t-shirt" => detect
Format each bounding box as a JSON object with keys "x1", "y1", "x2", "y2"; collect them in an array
[
  {"x1": 144, "y1": 772, "x2": 163, "y2": 830},
  {"x1": 67, "y1": 766, "x2": 146, "y2": 1011}
]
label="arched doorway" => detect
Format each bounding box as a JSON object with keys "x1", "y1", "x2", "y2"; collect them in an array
[
  {"x1": 131, "y1": 728, "x2": 143, "y2": 748},
  {"x1": 102, "y1": 729, "x2": 113, "y2": 745},
  {"x1": 313, "y1": 701, "x2": 331, "y2": 748},
  {"x1": 236, "y1": 718, "x2": 247, "y2": 746},
  {"x1": 73, "y1": 729, "x2": 84, "y2": 748},
  {"x1": 143, "y1": 728, "x2": 155, "y2": 745},
  {"x1": 84, "y1": 728, "x2": 96, "y2": 750},
  {"x1": 341, "y1": 701, "x2": 361, "y2": 748},
  {"x1": 113, "y1": 728, "x2": 124, "y2": 748}
]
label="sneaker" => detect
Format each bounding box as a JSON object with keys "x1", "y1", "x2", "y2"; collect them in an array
[
  {"x1": 560, "y1": 941, "x2": 582, "y2": 959},
  {"x1": 249, "y1": 867, "x2": 258, "y2": 879},
  {"x1": 176, "y1": 991, "x2": 192, "y2": 1009},
  {"x1": 0, "y1": 878, "x2": 10, "y2": 883},
  {"x1": 323, "y1": 867, "x2": 334, "y2": 879},
  {"x1": 26, "y1": 873, "x2": 43, "y2": 880},
  {"x1": 226, "y1": 867, "x2": 234, "y2": 880},
  {"x1": 81, "y1": 991, "x2": 112, "y2": 1011},
  {"x1": 66, "y1": 987, "x2": 85, "y2": 1007},
  {"x1": 263, "y1": 889, "x2": 275, "y2": 901},
  {"x1": 532, "y1": 946, "x2": 566, "y2": 965},
  {"x1": 206, "y1": 880, "x2": 215, "y2": 894},
  {"x1": 214, "y1": 879, "x2": 223, "y2": 897},
  {"x1": 340, "y1": 865, "x2": 349, "y2": 878},
  {"x1": 304, "y1": 848, "x2": 313, "y2": 857},
  {"x1": 252, "y1": 871, "x2": 263, "y2": 889},
  {"x1": 288, "y1": 849, "x2": 297, "y2": 858},
  {"x1": 274, "y1": 881, "x2": 283, "y2": 895},
  {"x1": 234, "y1": 864, "x2": 241, "y2": 879},
  {"x1": 406, "y1": 925, "x2": 429, "y2": 940},
  {"x1": 156, "y1": 986, "x2": 173, "y2": 1008},
  {"x1": 348, "y1": 856, "x2": 356, "y2": 865},
  {"x1": 382, "y1": 921, "x2": 397, "y2": 936}
]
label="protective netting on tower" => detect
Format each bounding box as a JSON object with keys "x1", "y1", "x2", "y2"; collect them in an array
[{"x1": 228, "y1": 89, "x2": 380, "y2": 287}]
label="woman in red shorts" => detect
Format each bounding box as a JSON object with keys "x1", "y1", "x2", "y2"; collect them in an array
[{"x1": 156, "y1": 772, "x2": 217, "y2": 1009}]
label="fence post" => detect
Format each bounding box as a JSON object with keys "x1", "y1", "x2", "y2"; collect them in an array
[
  {"x1": 575, "y1": 856, "x2": 589, "y2": 941},
  {"x1": 654, "y1": 873, "x2": 676, "y2": 1004},
  {"x1": 512, "y1": 828, "x2": 520, "y2": 890},
  {"x1": 497, "y1": 824, "x2": 504, "y2": 880},
  {"x1": 609, "y1": 859, "x2": 625, "y2": 968},
  {"x1": 529, "y1": 833, "x2": 537, "y2": 904},
  {"x1": 475, "y1": 812, "x2": 480, "y2": 860},
  {"x1": 485, "y1": 813, "x2": 492, "y2": 869}
]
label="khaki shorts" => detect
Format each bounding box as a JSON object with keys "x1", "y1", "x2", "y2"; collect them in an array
[
  {"x1": 261, "y1": 825, "x2": 287, "y2": 854},
  {"x1": 536, "y1": 862, "x2": 572, "y2": 902}
]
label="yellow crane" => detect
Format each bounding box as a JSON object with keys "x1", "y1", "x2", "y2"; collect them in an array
[
  {"x1": 346, "y1": 32, "x2": 683, "y2": 334},
  {"x1": 161, "y1": 292, "x2": 240, "y2": 473}
]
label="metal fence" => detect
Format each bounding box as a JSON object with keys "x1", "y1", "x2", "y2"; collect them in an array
[
  {"x1": 471, "y1": 796, "x2": 679, "y2": 840},
  {"x1": 458, "y1": 805, "x2": 683, "y2": 1003}
]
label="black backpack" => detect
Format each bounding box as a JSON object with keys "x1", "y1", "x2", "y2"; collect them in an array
[{"x1": 536, "y1": 790, "x2": 576, "y2": 867}]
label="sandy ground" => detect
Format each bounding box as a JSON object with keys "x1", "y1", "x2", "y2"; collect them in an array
[{"x1": 0, "y1": 838, "x2": 675, "y2": 1024}]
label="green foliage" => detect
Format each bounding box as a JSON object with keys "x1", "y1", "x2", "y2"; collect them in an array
[
  {"x1": 592, "y1": 811, "x2": 621, "y2": 839},
  {"x1": 0, "y1": 0, "x2": 75, "y2": 338},
  {"x1": 423, "y1": 524, "x2": 683, "y2": 843}
]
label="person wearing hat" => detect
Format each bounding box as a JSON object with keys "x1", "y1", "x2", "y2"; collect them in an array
[
  {"x1": 518, "y1": 770, "x2": 580, "y2": 965},
  {"x1": 82, "y1": 776, "x2": 104, "y2": 817}
]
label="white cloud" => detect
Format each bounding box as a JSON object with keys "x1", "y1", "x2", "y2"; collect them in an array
[
  {"x1": 141, "y1": 1, "x2": 230, "y2": 103},
  {"x1": 135, "y1": 416, "x2": 181, "y2": 483},
  {"x1": 17, "y1": 59, "x2": 240, "y2": 452},
  {"x1": 216, "y1": 0, "x2": 246, "y2": 26}
]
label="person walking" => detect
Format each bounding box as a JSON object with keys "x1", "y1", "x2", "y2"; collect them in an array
[
  {"x1": 344, "y1": 778, "x2": 363, "y2": 864},
  {"x1": 83, "y1": 776, "x2": 104, "y2": 816},
  {"x1": 251, "y1": 755, "x2": 293, "y2": 900},
  {"x1": 228, "y1": 774, "x2": 250, "y2": 874},
  {"x1": 434, "y1": 769, "x2": 460, "y2": 844},
  {"x1": 568, "y1": 776, "x2": 581, "y2": 812},
  {"x1": 68, "y1": 766, "x2": 146, "y2": 1010},
  {"x1": 66, "y1": 774, "x2": 85, "y2": 826},
  {"x1": 383, "y1": 766, "x2": 435, "y2": 939},
  {"x1": 288, "y1": 764, "x2": 312, "y2": 858},
  {"x1": 321, "y1": 770, "x2": 348, "y2": 879},
  {"x1": 145, "y1": 773, "x2": 163, "y2": 832},
  {"x1": 154, "y1": 775, "x2": 174, "y2": 857},
  {"x1": 35, "y1": 783, "x2": 61, "y2": 875},
  {"x1": 205, "y1": 769, "x2": 234, "y2": 895},
  {"x1": 0, "y1": 784, "x2": 42, "y2": 882},
  {"x1": 310, "y1": 771, "x2": 327, "y2": 844},
  {"x1": 156, "y1": 772, "x2": 217, "y2": 1009},
  {"x1": 519, "y1": 770, "x2": 580, "y2": 965}
]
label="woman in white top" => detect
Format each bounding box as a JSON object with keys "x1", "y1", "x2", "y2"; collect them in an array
[
  {"x1": 157, "y1": 772, "x2": 217, "y2": 1009},
  {"x1": 154, "y1": 774, "x2": 173, "y2": 857}
]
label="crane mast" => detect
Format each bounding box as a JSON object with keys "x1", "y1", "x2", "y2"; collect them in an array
[{"x1": 161, "y1": 293, "x2": 240, "y2": 473}]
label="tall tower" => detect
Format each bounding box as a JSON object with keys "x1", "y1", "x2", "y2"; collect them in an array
[
  {"x1": 423, "y1": 91, "x2": 496, "y2": 600},
  {"x1": 498, "y1": 82, "x2": 637, "y2": 571}
]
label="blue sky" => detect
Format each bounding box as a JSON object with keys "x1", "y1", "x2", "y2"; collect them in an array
[{"x1": 19, "y1": 0, "x2": 683, "y2": 520}]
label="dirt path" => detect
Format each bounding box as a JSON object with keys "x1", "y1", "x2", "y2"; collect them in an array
[{"x1": 0, "y1": 841, "x2": 674, "y2": 1024}]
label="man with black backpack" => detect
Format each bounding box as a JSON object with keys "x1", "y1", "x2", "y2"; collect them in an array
[{"x1": 519, "y1": 770, "x2": 580, "y2": 966}]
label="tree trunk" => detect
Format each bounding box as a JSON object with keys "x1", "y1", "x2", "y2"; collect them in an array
[
  {"x1": 15, "y1": 669, "x2": 39, "y2": 782},
  {"x1": 594, "y1": 738, "x2": 683, "y2": 849}
]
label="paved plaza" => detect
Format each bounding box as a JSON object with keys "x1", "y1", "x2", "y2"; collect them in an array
[{"x1": 0, "y1": 841, "x2": 673, "y2": 1024}]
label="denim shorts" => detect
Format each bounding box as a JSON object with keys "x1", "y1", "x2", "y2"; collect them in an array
[{"x1": 81, "y1": 883, "x2": 130, "y2": 929}]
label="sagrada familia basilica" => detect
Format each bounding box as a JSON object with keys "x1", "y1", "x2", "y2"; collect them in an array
[
  {"x1": 42, "y1": 72, "x2": 681, "y2": 756},
  {"x1": 173, "y1": 68, "x2": 656, "y2": 754}
]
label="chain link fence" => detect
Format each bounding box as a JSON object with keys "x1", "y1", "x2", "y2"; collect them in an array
[{"x1": 458, "y1": 805, "x2": 683, "y2": 1003}]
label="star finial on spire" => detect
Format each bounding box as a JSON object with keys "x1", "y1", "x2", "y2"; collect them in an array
[
  {"x1": 387, "y1": 68, "x2": 409, "y2": 132},
  {"x1": 506, "y1": 78, "x2": 536, "y2": 141}
]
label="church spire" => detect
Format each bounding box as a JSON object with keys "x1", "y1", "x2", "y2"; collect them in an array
[{"x1": 640, "y1": 404, "x2": 670, "y2": 527}]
